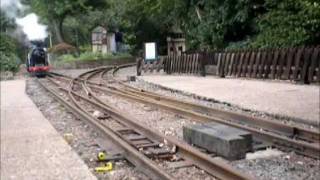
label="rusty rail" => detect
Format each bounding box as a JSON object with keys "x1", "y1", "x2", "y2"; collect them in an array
[{"x1": 45, "y1": 70, "x2": 253, "y2": 180}]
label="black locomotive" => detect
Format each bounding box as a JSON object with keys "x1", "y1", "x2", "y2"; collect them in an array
[{"x1": 26, "y1": 45, "x2": 49, "y2": 77}]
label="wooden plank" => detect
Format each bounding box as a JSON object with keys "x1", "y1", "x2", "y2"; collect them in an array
[
  {"x1": 157, "y1": 57, "x2": 164, "y2": 72},
  {"x1": 180, "y1": 54, "x2": 184, "y2": 73},
  {"x1": 182, "y1": 54, "x2": 186, "y2": 73},
  {"x1": 168, "y1": 55, "x2": 172, "y2": 74},
  {"x1": 252, "y1": 51, "x2": 261, "y2": 78},
  {"x1": 174, "y1": 54, "x2": 178, "y2": 73},
  {"x1": 217, "y1": 53, "x2": 223, "y2": 76},
  {"x1": 248, "y1": 50, "x2": 256, "y2": 77},
  {"x1": 317, "y1": 47, "x2": 320, "y2": 82},
  {"x1": 277, "y1": 49, "x2": 287, "y2": 79},
  {"x1": 300, "y1": 48, "x2": 313, "y2": 84},
  {"x1": 186, "y1": 55, "x2": 190, "y2": 73},
  {"x1": 220, "y1": 52, "x2": 226, "y2": 77},
  {"x1": 170, "y1": 55, "x2": 174, "y2": 73},
  {"x1": 263, "y1": 49, "x2": 273, "y2": 79},
  {"x1": 189, "y1": 54, "x2": 193, "y2": 74},
  {"x1": 183, "y1": 54, "x2": 187, "y2": 73},
  {"x1": 258, "y1": 50, "x2": 267, "y2": 78},
  {"x1": 292, "y1": 48, "x2": 304, "y2": 80},
  {"x1": 233, "y1": 52, "x2": 238, "y2": 76},
  {"x1": 237, "y1": 51, "x2": 244, "y2": 77},
  {"x1": 165, "y1": 56, "x2": 169, "y2": 74},
  {"x1": 308, "y1": 47, "x2": 319, "y2": 82},
  {"x1": 177, "y1": 55, "x2": 181, "y2": 73},
  {"x1": 283, "y1": 48, "x2": 296, "y2": 80},
  {"x1": 168, "y1": 160, "x2": 193, "y2": 169},
  {"x1": 179, "y1": 54, "x2": 182, "y2": 73},
  {"x1": 191, "y1": 54, "x2": 195, "y2": 74},
  {"x1": 228, "y1": 52, "x2": 235, "y2": 76},
  {"x1": 137, "y1": 58, "x2": 143, "y2": 76},
  {"x1": 224, "y1": 52, "x2": 231, "y2": 76},
  {"x1": 196, "y1": 53, "x2": 200, "y2": 74},
  {"x1": 214, "y1": 52, "x2": 219, "y2": 66},
  {"x1": 241, "y1": 51, "x2": 250, "y2": 77},
  {"x1": 271, "y1": 49, "x2": 280, "y2": 79},
  {"x1": 230, "y1": 52, "x2": 237, "y2": 76},
  {"x1": 165, "y1": 56, "x2": 169, "y2": 73},
  {"x1": 166, "y1": 55, "x2": 170, "y2": 74},
  {"x1": 172, "y1": 54, "x2": 176, "y2": 73}
]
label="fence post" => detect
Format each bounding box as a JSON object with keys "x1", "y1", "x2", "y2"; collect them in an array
[
  {"x1": 200, "y1": 52, "x2": 206, "y2": 77},
  {"x1": 136, "y1": 57, "x2": 142, "y2": 76}
]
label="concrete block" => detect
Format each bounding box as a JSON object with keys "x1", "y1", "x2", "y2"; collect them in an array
[
  {"x1": 183, "y1": 122, "x2": 252, "y2": 160},
  {"x1": 127, "y1": 75, "x2": 136, "y2": 81}
]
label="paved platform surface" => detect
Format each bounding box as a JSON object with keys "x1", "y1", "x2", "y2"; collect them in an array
[
  {"x1": 1, "y1": 80, "x2": 96, "y2": 180},
  {"x1": 140, "y1": 75, "x2": 319, "y2": 124}
]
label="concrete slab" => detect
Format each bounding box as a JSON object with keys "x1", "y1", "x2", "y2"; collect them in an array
[
  {"x1": 140, "y1": 75, "x2": 320, "y2": 123},
  {"x1": 183, "y1": 123, "x2": 252, "y2": 160},
  {"x1": 1, "y1": 80, "x2": 96, "y2": 180}
]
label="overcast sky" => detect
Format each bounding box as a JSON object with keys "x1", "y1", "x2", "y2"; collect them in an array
[{"x1": 1, "y1": 0, "x2": 48, "y2": 40}]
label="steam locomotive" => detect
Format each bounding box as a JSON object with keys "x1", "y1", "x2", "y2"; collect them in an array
[{"x1": 26, "y1": 45, "x2": 50, "y2": 77}]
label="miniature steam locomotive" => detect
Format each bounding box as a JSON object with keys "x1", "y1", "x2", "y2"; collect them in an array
[{"x1": 26, "y1": 46, "x2": 49, "y2": 77}]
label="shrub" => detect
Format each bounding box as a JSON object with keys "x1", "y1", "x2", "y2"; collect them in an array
[
  {"x1": 0, "y1": 53, "x2": 20, "y2": 72},
  {"x1": 58, "y1": 52, "x2": 132, "y2": 62}
]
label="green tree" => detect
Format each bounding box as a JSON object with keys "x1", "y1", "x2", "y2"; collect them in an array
[
  {"x1": 251, "y1": 0, "x2": 320, "y2": 48},
  {"x1": 22, "y1": 0, "x2": 108, "y2": 43},
  {"x1": 0, "y1": 10, "x2": 21, "y2": 72}
]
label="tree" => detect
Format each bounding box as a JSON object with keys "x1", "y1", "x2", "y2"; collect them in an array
[
  {"x1": 22, "y1": 0, "x2": 108, "y2": 43},
  {"x1": 251, "y1": 0, "x2": 320, "y2": 48},
  {"x1": 0, "y1": 10, "x2": 21, "y2": 72}
]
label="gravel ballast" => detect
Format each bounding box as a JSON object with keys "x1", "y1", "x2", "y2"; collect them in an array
[{"x1": 26, "y1": 67, "x2": 320, "y2": 180}]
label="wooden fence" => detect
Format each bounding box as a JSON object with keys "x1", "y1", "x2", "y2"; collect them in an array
[
  {"x1": 202, "y1": 47, "x2": 320, "y2": 83},
  {"x1": 137, "y1": 54, "x2": 205, "y2": 75},
  {"x1": 137, "y1": 46, "x2": 319, "y2": 84}
]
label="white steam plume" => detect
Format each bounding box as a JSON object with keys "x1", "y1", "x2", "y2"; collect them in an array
[{"x1": 1, "y1": 0, "x2": 48, "y2": 41}]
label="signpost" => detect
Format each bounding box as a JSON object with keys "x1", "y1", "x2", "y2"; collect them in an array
[{"x1": 144, "y1": 42, "x2": 157, "y2": 62}]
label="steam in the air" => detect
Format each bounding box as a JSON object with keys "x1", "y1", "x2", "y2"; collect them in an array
[{"x1": 1, "y1": 0, "x2": 48, "y2": 41}]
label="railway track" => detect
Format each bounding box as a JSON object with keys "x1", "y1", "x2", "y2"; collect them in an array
[
  {"x1": 41, "y1": 68, "x2": 253, "y2": 180},
  {"x1": 48, "y1": 65, "x2": 320, "y2": 160}
]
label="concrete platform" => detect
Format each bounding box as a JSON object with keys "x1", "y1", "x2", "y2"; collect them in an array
[
  {"x1": 140, "y1": 75, "x2": 320, "y2": 124},
  {"x1": 1, "y1": 80, "x2": 96, "y2": 180}
]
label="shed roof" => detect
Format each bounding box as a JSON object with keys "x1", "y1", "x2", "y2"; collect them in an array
[{"x1": 92, "y1": 26, "x2": 107, "y2": 33}]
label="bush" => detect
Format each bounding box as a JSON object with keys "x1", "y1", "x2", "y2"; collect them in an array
[
  {"x1": 58, "y1": 51, "x2": 132, "y2": 62},
  {"x1": 250, "y1": 0, "x2": 320, "y2": 48},
  {"x1": 0, "y1": 53, "x2": 20, "y2": 72}
]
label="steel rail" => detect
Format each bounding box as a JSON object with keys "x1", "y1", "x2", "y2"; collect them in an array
[
  {"x1": 111, "y1": 65, "x2": 319, "y2": 142},
  {"x1": 109, "y1": 66, "x2": 320, "y2": 159},
  {"x1": 80, "y1": 66, "x2": 253, "y2": 180},
  {"x1": 88, "y1": 83, "x2": 320, "y2": 159},
  {"x1": 47, "y1": 71, "x2": 254, "y2": 179},
  {"x1": 48, "y1": 67, "x2": 320, "y2": 159},
  {"x1": 38, "y1": 79, "x2": 174, "y2": 180}
]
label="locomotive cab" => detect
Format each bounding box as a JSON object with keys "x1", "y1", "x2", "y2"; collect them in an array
[{"x1": 27, "y1": 47, "x2": 49, "y2": 77}]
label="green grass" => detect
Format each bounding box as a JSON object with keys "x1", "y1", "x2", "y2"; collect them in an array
[{"x1": 58, "y1": 52, "x2": 132, "y2": 62}]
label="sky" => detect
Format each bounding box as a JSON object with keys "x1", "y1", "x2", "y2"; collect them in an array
[{"x1": 1, "y1": 0, "x2": 48, "y2": 40}]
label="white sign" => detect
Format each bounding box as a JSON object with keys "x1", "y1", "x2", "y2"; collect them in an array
[{"x1": 145, "y1": 42, "x2": 156, "y2": 60}]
